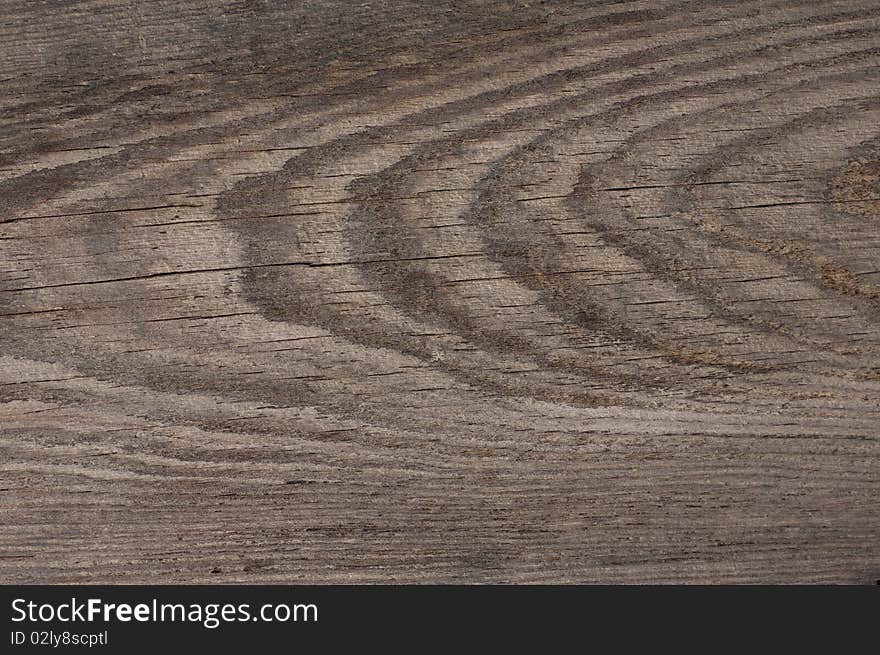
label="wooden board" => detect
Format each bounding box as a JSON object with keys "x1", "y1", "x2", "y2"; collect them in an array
[{"x1": 1, "y1": 0, "x2": 878, "y2": 583}]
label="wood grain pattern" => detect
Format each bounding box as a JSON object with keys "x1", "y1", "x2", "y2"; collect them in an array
[{"x1": 1, "y1": 0, "x2": 878, "y2": 583}]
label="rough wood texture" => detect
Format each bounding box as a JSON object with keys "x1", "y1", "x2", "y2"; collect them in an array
[{"x1": 1, "y1": 0, "x2": 878, "y2": 584}]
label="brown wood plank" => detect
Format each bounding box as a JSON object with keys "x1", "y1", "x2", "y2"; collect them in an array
[{"x1": 0, "y1": 0, "x2": 878, "y2": 583}]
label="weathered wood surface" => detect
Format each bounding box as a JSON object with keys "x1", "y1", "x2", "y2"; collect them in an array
[{"x1": 1, "y1": 0, "x2": 878, "y2": 583}]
